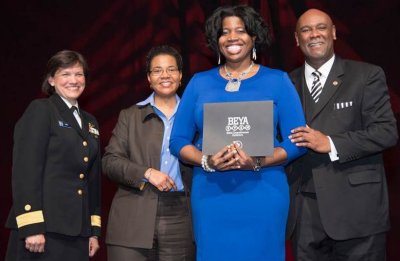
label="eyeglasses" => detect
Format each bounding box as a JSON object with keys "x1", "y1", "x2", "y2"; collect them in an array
[{"x1": 149, "y1": 67, "x2": 180, "y2": 76}]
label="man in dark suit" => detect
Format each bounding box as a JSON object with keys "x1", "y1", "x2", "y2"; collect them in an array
[{"x1": 287, "y1": 8, "x2": 398, "y2": 260}]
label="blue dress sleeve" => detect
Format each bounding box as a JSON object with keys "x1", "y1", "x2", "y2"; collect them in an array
[
  {"x1": 276, "y1": 73, "x2": 307, "y2": 162},
  {"x1": 170, "y1": 74, "x2": 198, "y2": 159}
]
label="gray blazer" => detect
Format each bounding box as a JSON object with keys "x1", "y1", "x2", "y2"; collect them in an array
[
  {"x1": 286, "y1": 57, "x2": 398, "y2": 240},
  {"x1": 102, "y1": 103, "x2": 192, "y2": 249}
]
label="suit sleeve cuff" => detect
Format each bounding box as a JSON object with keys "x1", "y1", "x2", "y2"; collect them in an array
[
  {"x1": 16, "y1": 210, "x2": 44, "y2": 228},
  {"x1": 328, "y1": 136, "x2": 339, "y2": 162},
  {"x1": 91, "y1": 215, "x2": 101, "y2": 227}
]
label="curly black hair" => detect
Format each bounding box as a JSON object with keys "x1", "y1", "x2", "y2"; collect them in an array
[
  {"x1": 204, "y1": 5, "x2": 272, "y2": 57},
  {"x1": 146, "y1": 45, "x2": 183, "y2": 74}
]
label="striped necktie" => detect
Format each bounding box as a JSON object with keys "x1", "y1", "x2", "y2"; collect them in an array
[{"x1": 311, "y1": 71, "x2": 322, "y2": 103}]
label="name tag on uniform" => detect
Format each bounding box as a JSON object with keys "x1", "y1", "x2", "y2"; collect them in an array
[{"x1": 58, "y1": 121, "x2": 71, "y2": 128}]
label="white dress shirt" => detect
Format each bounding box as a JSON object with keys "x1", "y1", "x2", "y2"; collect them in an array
[
  {"x1": 304, "y1": 55, "x2": 339, "y2": 162},
  {"x1": 60, "y1": 96, "x2": 82, "y2": 128}
]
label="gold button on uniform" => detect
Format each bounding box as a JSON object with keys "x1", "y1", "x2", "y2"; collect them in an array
[
  {"x1": 83, "y1": 141, "x2": 88, "y2": 146},
  {"x1": 24, "y1": 204, "x2": 32, "y2": 211},
  {"x1": 77, "y1": 189, "x2": 83, "y2": 195},
  {"x1": 79, "y1": 173, "x2": 85, "y2": 179},
  {"x1": 83, "y1": 157, "x2": 89, "y2": 162}
]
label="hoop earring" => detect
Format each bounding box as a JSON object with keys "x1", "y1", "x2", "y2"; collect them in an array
[
  {"x1": 252, "y1": 47, "x2": 257, "y2": 60},
  {"x1": 218, "y1": 53, "x2": 221, "y2": 65}
]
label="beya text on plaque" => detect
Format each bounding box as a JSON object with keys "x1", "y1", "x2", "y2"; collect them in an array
[{"x1": 225, "y1": 116, "x2": 251, "y2": 137}]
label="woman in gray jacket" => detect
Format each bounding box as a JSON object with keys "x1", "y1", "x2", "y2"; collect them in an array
[{"x1": 102, "y1": 45, "x2": 194, "y2": 261}]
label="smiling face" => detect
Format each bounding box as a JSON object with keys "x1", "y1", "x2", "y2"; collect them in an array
[
  {"x1": 147, "y1": 54, "x2": 182, "y2": 99},
  {"x1": 295, "y1": 9, "x2": 336, "y2": 69},
  {"x1": 218, "y1": 16, "x2": 255, "y2": 66},
  {"x1": 48, "y1": 63, "x2": 85, "y2": 104}
]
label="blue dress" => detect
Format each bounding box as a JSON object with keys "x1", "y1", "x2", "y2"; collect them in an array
[{"x1": 170, "y1": 66, "x2": 306, "y2": 261}]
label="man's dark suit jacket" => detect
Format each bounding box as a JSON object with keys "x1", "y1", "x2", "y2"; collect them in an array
[
  {"x1": 102, "y1": 104, "x2": 192, "y2": 249},
  {"x1": 6, "y1": 94, "x2": 101, "y2": 239},
  {"x1": 286, "y1": 57, "x2": 398, "y2": 240}
]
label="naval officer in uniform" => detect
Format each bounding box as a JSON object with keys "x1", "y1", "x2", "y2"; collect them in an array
[{"x1": 5, "y1": 50, "x2": 102, "y2": 261}]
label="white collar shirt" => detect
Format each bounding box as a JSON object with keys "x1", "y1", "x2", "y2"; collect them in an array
[
  {"x1": 304, "y1": 55, "x2": 335, "y2": 93},
  {"x1": 60, "y1": 96, "x2": 82, "y2": 128}
]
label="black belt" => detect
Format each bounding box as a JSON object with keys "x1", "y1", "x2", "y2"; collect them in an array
[
  {"x1": 158, "y1": 191, "x2": 186, "y2": 197},
  {"x1": 300, "y1": 191, "x2": 317, "y2": 199},
  {"x1": 150, "y1": 186, "x2": 187, "y2": 197}
]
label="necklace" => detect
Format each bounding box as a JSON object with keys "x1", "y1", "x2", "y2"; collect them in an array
[{"x1": 224, "y1": 62, "x2": 255, "y2": 92}]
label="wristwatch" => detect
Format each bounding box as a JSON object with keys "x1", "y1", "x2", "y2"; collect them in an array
[{"x1": 253, "y1": 157, "x2": 261, "y2": 172}]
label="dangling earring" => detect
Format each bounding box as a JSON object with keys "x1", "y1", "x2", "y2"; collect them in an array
[
  {"x1": 252, "y1": 47, "x2": 257, "y2": 61},
  {"x1": 218, "y1": 53, "x2": 221, "y2": 65}
]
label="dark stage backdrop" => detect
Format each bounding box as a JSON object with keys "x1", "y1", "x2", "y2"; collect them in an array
[{"x1": 1, "y1": 0, "x2": 399, "y2": 260}]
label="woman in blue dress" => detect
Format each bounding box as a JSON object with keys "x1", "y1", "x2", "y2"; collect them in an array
[{"x1": 170, "y1": 5, "x2": 306, "y2": 261}]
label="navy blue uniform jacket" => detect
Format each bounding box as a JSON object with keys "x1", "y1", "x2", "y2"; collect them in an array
[{"x1": 6, "y1": 94, "x2": 101, "y2": 239}]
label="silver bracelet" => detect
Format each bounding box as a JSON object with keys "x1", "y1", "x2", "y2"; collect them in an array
[
  {"x1": 253, "y1": 157, "x2": 262, "y2": 172},
  {"x1": 201, "y1": 155, "x2": 216, "y2": 172}
]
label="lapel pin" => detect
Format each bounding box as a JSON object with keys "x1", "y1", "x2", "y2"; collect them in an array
[
  {"x1": 333, "y1": 80, "x2": 339, "y2": 86},
  {"x1": 88, "y1": 122, "x2": 100, "y2": 137}
]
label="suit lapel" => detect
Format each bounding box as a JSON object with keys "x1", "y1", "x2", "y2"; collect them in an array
[
  {"x1": 291, "y1": 65, "x2": 313, "y2": 122},
  {"x1": 50, "y1": 94, "x2": 87, "y2": 139},
  {"x1": 291, "y1": 65, "x2": 306, "y2": 104},
  {"x1": 309, "y1": 57, "x2": 344, "y2": 122},
  {"x1": 80, "y1": 112, "x2": 90, "y2": 139}
]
